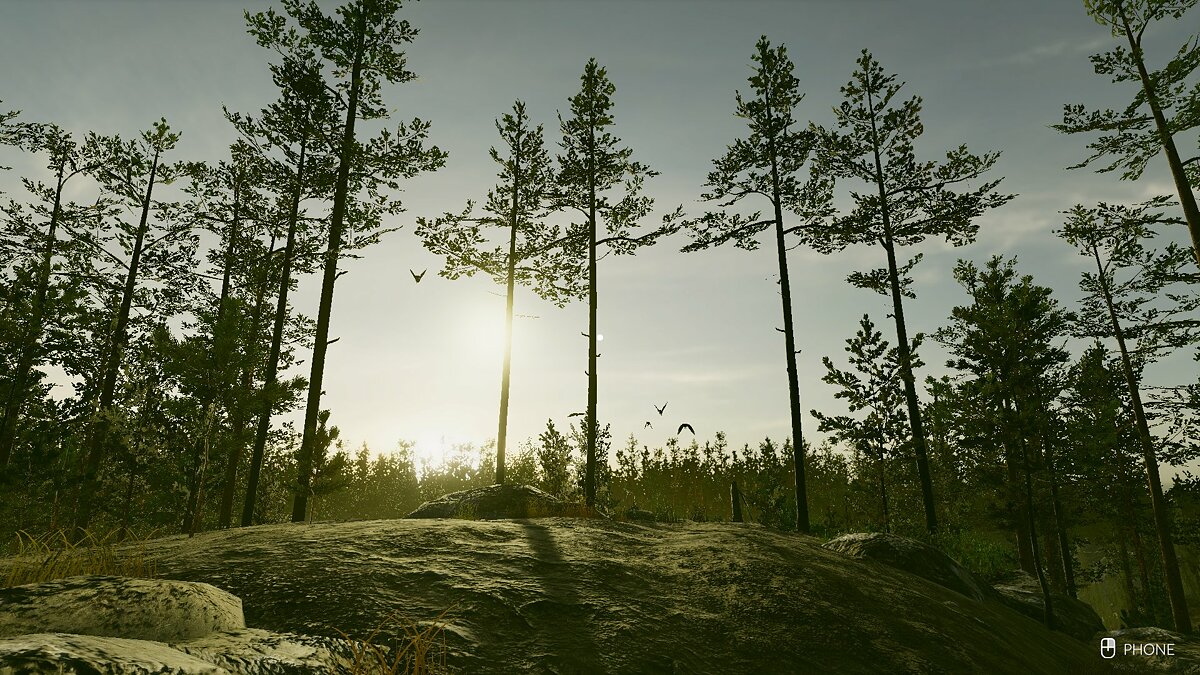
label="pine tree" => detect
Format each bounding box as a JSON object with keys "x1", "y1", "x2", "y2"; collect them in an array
[
  {"x1": 682, "y1": 37, "x2": 832, "y2": 533},
  {"x1": 246, "y1": 0, "x2": 447, "y2": 523},
  {"x1": 1057, "y1": 0, "x2": 1200, "y2": 265},
  {"x1": 418, "y1": 100, "x2": 583, "y2": 485},
  {"x1": 1057, "y1": 201, "x2": 1194, "y2": 632},
  {"x1": 811, "y1": 50, "x2": 1015, "y2": 535},
  {"x1": 554, "y1": 58, "x2": 682, "y2": 508}
]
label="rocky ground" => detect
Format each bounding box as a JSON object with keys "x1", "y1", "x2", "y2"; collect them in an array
[
  {"x1": 2, "y1": 486, "x2": 1195, "y2": 673},
  {"x1": 132, "y1": 519, "x2": 1115, "y2": 673}
]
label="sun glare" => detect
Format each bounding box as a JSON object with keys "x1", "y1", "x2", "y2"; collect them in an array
[
  {"x1": 455, "y1": 302, "x2": 506, "y2": 363},
  {"x1": 413, "y1": 433, "x2": 448, "y2": 468}
]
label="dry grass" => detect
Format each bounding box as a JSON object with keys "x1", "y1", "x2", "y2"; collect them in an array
[
  {"x1": 2, "y1": 528, "x2": 159, "y2": 588},
  {"x1": 336, "y1": 605, "x2": 455, "y2": 674}
]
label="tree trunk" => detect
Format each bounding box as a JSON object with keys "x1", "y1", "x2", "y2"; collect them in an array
[
  {"x1": 731, "y1": 480, "x2": 743, "y2": 523},
  {"x1": 764, "y1": 86, "x2": 809, "y2": 534},
  {"x1": 1005, "y1": 434, "x2": 1036, "y2": 574},
  {"x1": 864, "y1": 78, "x2": 937, "y2": 535},
  {"x1": 242, "y1": 138, "x2": 307, "y2": 527},
  {"x1": 1124, "y1": 479, "x2": 1157, "y2": 622},
  {"x1": 877, "y1": 440, "x2": 890, "y2": 535},
  {"x1": 1014, "y1": 409, "x2": 1055, "y2": 630},
  {"x1": 119, "y1": 462, "x2": 136, "y2": 543},
  {"x1": 235, "y1": 266, "x2": 275, "y2": 526},
  {"x1": 182, "y1": 435, "x2": 205, "y2": 534},
  {"x1": 584, "y1": 145, "x2": 598, "y2": 509},
  {"x1": 1117, "y1": 5, "x2": 1200, "y2": 267},
  {"x1": 1117, "y1": 527, "x2": 1138, "y2": 622},
  {"x1": 73, "y1": 149, "x2": 161, "y2": 539},
  {"x1": 1043, "y1": 431, "x2": 1077, "y2": 597},
  {"x1": 495, "y1": 139, "x2": 522, "y2": 486},
  {"x1": 0, "y1": 162, "x2": 65, "y2": 468},
  {"x1": 1093, "y1": 244, "x2": 1192, "y2": 632},
  {"x1": 292, "y1": 13, "x2": 366, "y2": 523}
]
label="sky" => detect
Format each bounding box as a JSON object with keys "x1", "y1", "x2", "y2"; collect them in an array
[{"x1": 1, "y1": 0, "x2": 1197, "y2": 476}]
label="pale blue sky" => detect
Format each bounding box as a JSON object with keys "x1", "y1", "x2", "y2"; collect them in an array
[{"x1": 1, "y1": 0, "x2": 1196, "y2": 475}]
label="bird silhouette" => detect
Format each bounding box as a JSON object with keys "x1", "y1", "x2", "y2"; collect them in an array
[
  {"x1": 677, "y1": 423, "x2": 695, "y2": 436},
  {"x1": 654, "y1": 402, "x2": 667, "y2": 416},
  {"x1": 644, "y1": 421, "x2": 653, "y2": 429},
  {"x1": 569, "y1": 412, "x2": 586, "y2": 417},
  {"x1": 410, "y1": 269, "x2": 427, "y2": 283}
]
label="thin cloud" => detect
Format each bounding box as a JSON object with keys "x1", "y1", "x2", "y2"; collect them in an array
[{"x1": 964, "y1": 36, "x2": 1111, "y2": 70}]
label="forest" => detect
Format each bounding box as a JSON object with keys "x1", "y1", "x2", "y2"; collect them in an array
[{"x1": 0, "y1": 0, "x2": 1198, "y2": 643}]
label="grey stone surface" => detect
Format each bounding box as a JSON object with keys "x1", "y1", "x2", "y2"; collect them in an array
[
  {"x1": 127, "y1": 518, "x2": 1111, "y2": 673},
  {"x1": 171, "y1": 628, "x2": 364, "y2": 674},
  {"x1": 823, "y1": 532, "x2": 994, "y2": 602},
  {"x1": 0, "y1": 632, "x2": 229, "y2": 674},
  {"x1": 993, "y1": 570, "x2": 1106, "y2": 643},
  {"x1": 0, "y1": 579, "x2": 377, "y2": 674},
  {"x1": 404, "y1": 482, "x2": 595, "y2": 519},
  {"x1": 0, "y1": 575, "x2": 244, "y2": 642}
]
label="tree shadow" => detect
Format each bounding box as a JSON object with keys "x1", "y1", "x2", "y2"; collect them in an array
[{"x1": 518, "y1": 521, "x2": 604, "y2": 670}]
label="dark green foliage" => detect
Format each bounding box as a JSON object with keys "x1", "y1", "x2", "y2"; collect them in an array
[
  {"x1": 1060, "y1": 0, "x2": 1200, "y2": 263},
  {"x1": 813, "y1": 314, "x2": 921, "y2": 533}
]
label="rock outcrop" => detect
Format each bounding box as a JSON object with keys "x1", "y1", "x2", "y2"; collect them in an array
[
  {"x1": 108, "y1": 518, "x2": 1115, "y2": 673},
  {"x1": 0, "y1": 577, "x2": 367, "y2": 673},
  {"x1": 823, "y1": 531, "x2": 994, "y2": 602},
  {"x1": 0, "y1": 575, "x2": 244, "y2": 642},
  {"x1": 404, "y1": 483, "x2": 596, "y2": 519},
  {"x1": 992, "y1": 570, "x2": 1107, "y2": 643}
]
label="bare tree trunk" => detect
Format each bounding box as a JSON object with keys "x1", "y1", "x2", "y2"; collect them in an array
[
  {"x1": 292, "y1": 13, "x2": 366, "y2": 523},
  {"x1": 0, "y1": 162, "x2": 65, "y2": 467},
  {"x1": 1005, "y1": 438, "x2": 1036, "y2": 573},
  {"x1": 1093, "y1": 244, "x2": 1192, "y2": 632},
  {"x1": 243, "y1": 139, "x2": 306, "y2": 527},
  {"x1": 74, "y1": 149, "x2": 162, "y2": 540},
  {"x1": 1117, "y1": 528, "x2": 1138, "y2": 622},
  {"x1": 1014, "y1": 411, "x2": 1055, "y2": 630},
  {"x1": 865, "y1": 76, "x2": 936, "y2": 535},
  {"x1": 731, "y1": 480, "x2": 743, "y2": 523},
  {"x1": 1043, "y1": 431, "x2": 1077, "y2": 597},
  {"x1": 495, "y1": 145, "x2": 522, "y2": 486},
  {"x1": 584, "y1": 122, "x2": 599, "y2": 509},
  {"x1": 764, "y1": 88, "x2": 808, "y2": 534}
]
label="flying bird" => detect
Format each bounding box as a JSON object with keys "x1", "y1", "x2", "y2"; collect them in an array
[
  {"x1": 569, "y1": 412, "x2": 586, "y2": 417},
  {"x1": 644, "y1": 421, "x2": 653, "y2": 429},
  {"x1": 410, "y1": 269, "x2": 427, "y2": 283},
  {"x1": 654, "y1": 402, "x2": 667, "y2": 416},
  {"x1": 677, "y1": 423, "x2": 695, "y2": 436}
]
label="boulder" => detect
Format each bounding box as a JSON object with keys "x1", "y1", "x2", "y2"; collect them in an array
[
  {"x1": 823, "y1": 532, "x2": 994, "y2": 603},
  {"x1": 0, "y1": 632, "x2": 228, "y2": 674},
  {"x1": 405, "y1": 483, "x2": 599, "y2": 519},
  {"x1": 0, "y1": 575, "x2": 244, "y2": 642},
  {"x1": 624, "y1": 506, "x2": 656, "y2": 522},
  {"x1": 171, "y1": 628, "x2": 363, "y2": 673},
  {"x1": 992, "y1": 570, "x2": 1105, "y2": 643},
  {"x1": 0, "y1": 576, "x2": 378, "y2": 674}
]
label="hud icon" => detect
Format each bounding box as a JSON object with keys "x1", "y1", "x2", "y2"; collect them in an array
[{"x1": 1100, "y1": 637, "x2": 1116, "y2": 659}]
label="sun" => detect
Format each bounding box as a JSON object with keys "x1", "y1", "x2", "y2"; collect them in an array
[{"x1": 412, "y1": 432, "x2": 448, "y2": 468}]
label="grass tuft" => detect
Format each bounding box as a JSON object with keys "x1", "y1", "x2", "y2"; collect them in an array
[
  {"x1": 2, "y1": 528, "x2": 159, "y2": 588},
  {"x1": 336, "y1": 604, "x2": 455, "y2": 674}
]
